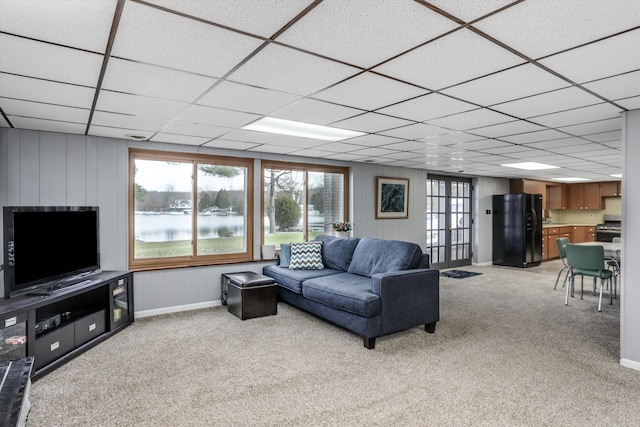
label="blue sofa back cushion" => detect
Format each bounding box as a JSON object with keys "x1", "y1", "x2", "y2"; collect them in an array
[
  {"x1": 314, "y1": 235, "x2": 360, "y2": 271},
  {"x1": 347, "y1": 237, "x2": 423, "y2": 278},
  {"x1": 278, "y1": 243, "x2": 291, "y2": 267}
]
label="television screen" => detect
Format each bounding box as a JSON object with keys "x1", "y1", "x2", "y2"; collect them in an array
[{"x1": 3, "y1": 206, "x2": 100, "y2": 298}]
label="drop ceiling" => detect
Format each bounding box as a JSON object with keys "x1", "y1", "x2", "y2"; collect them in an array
[{"x1": 1, "y1": 0, "x2": 639, "y2": 181}]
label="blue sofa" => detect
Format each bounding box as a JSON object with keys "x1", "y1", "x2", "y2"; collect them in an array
[{"x1": 262, "y1": 235, "x2": 440, "y2": 349}]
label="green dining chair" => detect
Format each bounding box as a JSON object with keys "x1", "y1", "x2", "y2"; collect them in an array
[
  {"x1": 565, "y1": 243, "x2": 614, "y2": 312},
  {"x1": 554, "y1": 237, "x2": 571, "y2": 290},
  {"x1": 607, "y1": 237, "x2": 621, "y2": 298}
]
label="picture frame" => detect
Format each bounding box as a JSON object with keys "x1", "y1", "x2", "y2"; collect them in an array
[{"x1": 376, "y1": 176, "x2": 409, "y2": 219}]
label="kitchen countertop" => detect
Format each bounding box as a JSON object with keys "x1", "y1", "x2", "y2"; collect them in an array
[{"x1": 542, "y1": 223, "x2": 597, "y2": 228}]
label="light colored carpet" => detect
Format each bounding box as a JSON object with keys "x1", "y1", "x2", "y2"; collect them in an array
[{"x1": 27, "y1": 261, "x2": 640, "y2": 426}]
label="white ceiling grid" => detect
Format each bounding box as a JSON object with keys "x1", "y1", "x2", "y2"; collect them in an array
[{"x1": 1, "y1": 0, "x2": 639, "y2": 182}]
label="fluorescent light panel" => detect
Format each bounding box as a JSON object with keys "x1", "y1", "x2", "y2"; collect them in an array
[
  {"x1": 610, "y1": 174, "x2": 622, "y2": 178},
  {"x1": 501, "y1": 162, "x2": 559, "y2": 170},
  {"x1": 243, "y1": 117, "x2": 365, "y2": 141},
  {"x1": 553, "y1": 177, "x2": 591, "y2": 182}
]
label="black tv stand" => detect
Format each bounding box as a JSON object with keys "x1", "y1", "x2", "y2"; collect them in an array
[{"x1": 0, "y1": 271, "x2": 133, "y2": 380}]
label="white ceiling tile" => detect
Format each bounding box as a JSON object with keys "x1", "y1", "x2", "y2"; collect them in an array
[
  {"x1": 381, "y1": 151, "x2": 427, "y2": 160},
  {"x1": 374, "y1": 28, "x2": 524, "y2": 90},
  {"x1": 0, "y1": 34, "x2": 103, "y2": 86},
  {"x1": 277, "y1": 0, "x2": 457, "y2": 68},
  {"x1": 213, "y1": 129, "x2": 279, "y2": 144},
  {"x1": 312, "y1": 72, "x2": 428, "y2": 111},
  {"x1": 530, "y1": 103, "x2": 622, "y2": 128},
  {"x1": 498, "y1": 129, "x2": 570, "y2": 144},
  {"x1": 349, "y1": 147, "x2": 400, "y2": 157},
  {"x1": 332, "y1": 113, "x2": 413, "y2": 133},
  {"x1": 0, "y1": 0, "x2": 117, "y2": 52},
  {"x1": 88, "y1": 125, "x2": 154, "y2": 140},
  {"x1": 113, "y1": 1, "x2": 263, "y2": 77},
  {"x1": 582, "y1": 130, "x2": 622, "y2": 143},
  {"x1": 479, "y1": 145, "x2": 543, "y2": 156},
  {"x1": 379, "y1": 123, "x2": 450, "y2": 140},
  {"x1": 159, "y1": 121, "x2": 230, "y2": 139},
  {"x1": 146, "y1": 0, "x2": 313, "y2": 38},
  {"x1": 468, "y1": 120, "x2": 545, "y2": 138},
  {"x1": 290, "y1": 148, "x2": 337, "y2": 159},
  {"x1": 492, "y1": 87, "x2": 604, "y2": 119},
  {"x1": 342, "y1": 134, "x2": 405, "y2": 147},
  {"x1": 427, "y1": 0, "x2": 515, "y2": 23},
  {"x1": 423, "y1": 132, "x2": 484, "y2": 145},
  {"x1": 265, "y1": 136, "x2": 325, "y2": 149},
  {"x1": 9, "y1": 116, "x2": 86, "y2": 134},
  {"x1": 558, "y1": 117, "x2": 621, "y2": 136},
  {"x1": 102, "y1": 58, "x2": 217, "y2": 102},
  {"x1": 0, "y1": 116, "x2": 8, "y2": 127},
  {"x1": 198, "y1": 81, "x2": 301, "y2": 115},
  {"x1": 383, "y1": 160, "x2": 425, "y2": 168},
  {"x1": 230, "y1": 43, "x2": 359, "y2": 96},
  {"x1": 381, "y1": 140, "x2": 429, "y2": 152},
  {"x1": 454, "y1": 139, "x2": 512, "y2": 151},
  {"x1": 473, "y1": 0, "x2": 640, "y2": 59},
  {"x1": 316, "y1": 142, "x2": 370, "y2": 153},
  {"x1": 174, "y1": 105, "x2": 259, "y2": 127},
  {"x1": 0, "y1": 74, "x2": 95, "y2": 109},
  {"x1": 271, "y1": 98, "x2": 363, "y2": 125},
  {"x1": 202, "y1": 139, "x2": 260, "y2": 151},
  {"x1": 150, "y1": 133, "x2": 211, "y2": 146},
  {"x1": 539, "y1": 29, "x2": 640, "y2": 83},
  {"x1": 441, "y1": 64, "x2": 570, "y2": 106},
  {"x1": 616, "y1": 96, "x2": 640, "y2": 111},
  {"x1": 546, "y1": 142, "x2": 608, "y2": 155},
  {"x1": 247, "y1": 144, "x2": 299, "y2": 155},
  {"x1": 583, "y1": 71, "x2": 640, "y2": 101},
  {"x1": 523, "y1": 137, "x2": 588, "y2": 150},
  {"x1": 426, "y1": 108, "x2": 513, "y2": 130},
  {"x1": 1, "y1": 98, "x2": 89, "y2": 124},
  {"x1": 377, "y1": 93, "x2": 476, "y2": 122},
  {"x1": 96, "y1": 91, "x2": 187, "y2": 119},
  {"x1": 322, "y1": 152, "x2": 369, "y2": 161},
  {"x1": 91, "y1": 111, "x2": 168, "y2": 132}
]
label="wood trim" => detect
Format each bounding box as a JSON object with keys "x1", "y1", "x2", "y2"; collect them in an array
[{"x1": 128, "y1": 148, "x2": 254, "y2": 271}]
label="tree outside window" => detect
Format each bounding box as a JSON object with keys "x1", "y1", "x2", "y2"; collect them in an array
[{"x1": 262, "y1": 161, "x2": 348, "y2": 249}]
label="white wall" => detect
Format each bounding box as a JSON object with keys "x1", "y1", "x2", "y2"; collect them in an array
[
  {"x1": 473, "y1": 177, "x2": 510, "y2": 265},
  {"x1": 620, "y1": 110, "x2": 640, "y2": 370}
]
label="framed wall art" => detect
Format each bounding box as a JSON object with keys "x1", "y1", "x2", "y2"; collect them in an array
[{"x1": 376, "y1": 176, "x2": 409, "y2": 219}]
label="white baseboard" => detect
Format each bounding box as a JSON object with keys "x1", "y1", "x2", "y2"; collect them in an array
[
  {"x1": 135, "y1": 300, "x2": 221, "y2": 319},
  {"x1": 620, "y1": 358, "x2": 640, "y2": 372},
  {"x1": 473, "y1": 261, "x2": 493, "y2": 267}
]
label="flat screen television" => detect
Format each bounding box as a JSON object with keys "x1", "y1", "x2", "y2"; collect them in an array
[{"x1": 3, "y1": 206, "x2": 100, "y2": 299}]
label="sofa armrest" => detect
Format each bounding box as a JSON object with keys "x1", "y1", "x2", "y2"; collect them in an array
[{"x1": 371, "y1": 269, "x2": 440, "y2": 335}]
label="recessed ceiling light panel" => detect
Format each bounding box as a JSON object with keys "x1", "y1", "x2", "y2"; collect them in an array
[
  {"x1": 242, "y1": 117, "x2": 365, "y2": 141},
  {"x1": 501, "y1": 162, "x2": 559, "y2": 170},
  {"x1": 552, "y1": 177, "x2": 591, "y2": 182}
]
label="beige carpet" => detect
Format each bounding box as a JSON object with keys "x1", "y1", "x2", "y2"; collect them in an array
[{"x1": 27, "y1": 261, "x2": 640, "y2": 426}]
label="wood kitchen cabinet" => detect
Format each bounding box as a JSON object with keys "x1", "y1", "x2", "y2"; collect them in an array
[
  {"x1": 573, "y1": 226, "x2": 587, "y2": 242},
  {"x1": 547, "y1": 184, "x2": 569, "y2": 210},
  {"x1": 600, "y1": 181, "x2": 621, "y2": 197},
  {"x1": 568, "y1": 183, "x2": 603, "y2": 210}
]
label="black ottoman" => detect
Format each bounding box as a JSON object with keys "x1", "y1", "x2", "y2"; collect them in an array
[{"x1": 222, "y1": 272, "x2": 277, "y2": 320}]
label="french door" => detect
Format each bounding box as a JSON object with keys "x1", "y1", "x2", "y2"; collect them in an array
[{"x1": 426, "y1": 175, "x2": 473, "y2": 270}]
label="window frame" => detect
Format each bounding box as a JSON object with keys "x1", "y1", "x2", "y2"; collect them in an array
[
  {"x1": 129, "y1": 148, "x2": 254, "y2": 271},
  {"x1": 261, "y1": 160, "x2": 350, "y2": 245}
]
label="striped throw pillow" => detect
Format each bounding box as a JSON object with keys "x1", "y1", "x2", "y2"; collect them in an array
[{"x1": 289, "y1": 241, "x2": 324, "y2": 270}]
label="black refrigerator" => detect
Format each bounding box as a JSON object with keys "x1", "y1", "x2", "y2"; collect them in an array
[{"x1": 492, "y1": 193, "x2": 543, "y2": 268}]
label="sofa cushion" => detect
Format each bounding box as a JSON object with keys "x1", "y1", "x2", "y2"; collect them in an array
[
  {"x1": 263, "y1": 265, "x2": 341, "y2": 294},
  {"x1": 347, "y1": 237, "x2": 423, "y2": 278},
  {"x1": 289, "y1": 241, "x2": 324, "y2": 270},
  {"x1": 302, "y1": 273, "x2": 381, "y2": 317},
  {"x1": 278, "y1": 243, "x2": 291, "y2": 267},
  {"x1": 314, "y1": 235, "x2": 360, "y2": 271}
]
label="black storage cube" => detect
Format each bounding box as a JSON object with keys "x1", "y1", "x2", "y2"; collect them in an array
[{"x1": 223, "y1": 272, "x2": 277, "y2": 320}]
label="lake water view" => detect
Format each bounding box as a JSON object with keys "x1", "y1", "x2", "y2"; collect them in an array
[{"x1": 134, "y1": 212, "x2": 326, "y2": 242}]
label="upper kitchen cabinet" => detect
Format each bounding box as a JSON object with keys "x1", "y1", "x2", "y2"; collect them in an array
[
  {"x1": 600, "y1": 181, "x2": 622, "y2": 197},
  {"x1": 568, "y1": 182, "x2": 603, "y2": 210},
  {"x1": 510, "y1": 179, "x2": 547, "y2": 212},
  {"x1": 547, "y1": 184, "x2": 569, "y2": 210}
]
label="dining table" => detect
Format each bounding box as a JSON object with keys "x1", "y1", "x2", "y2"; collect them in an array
[{"x1": 574, "y1": 241, "x2": 621, "y2": 257}]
